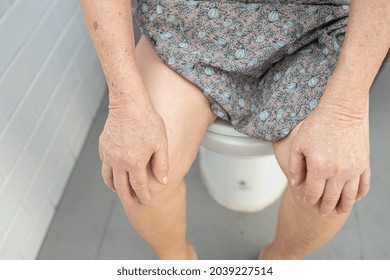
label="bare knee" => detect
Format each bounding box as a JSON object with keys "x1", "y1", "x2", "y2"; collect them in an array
[
  {"x1": 145, "y1": 153, "x2": 192, "y2": 202},
  {"x1": 130, "y1": 35, "x2": 216, "y2": 206}
]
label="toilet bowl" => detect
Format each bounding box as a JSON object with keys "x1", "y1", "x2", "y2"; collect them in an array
[{"x1": 199, "y1": 118, "x2": 287, "y2": 212}]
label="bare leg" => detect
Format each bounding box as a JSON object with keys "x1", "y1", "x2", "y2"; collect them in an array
[
  {"x1": 119, "y1": 35, "x2": 216, "y2": 259},
  {"x1": 261, "y1": 103, "x2": 370, "y2": 260}
]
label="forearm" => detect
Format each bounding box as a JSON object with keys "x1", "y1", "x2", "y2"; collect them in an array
[
  {"x1": 322, "y1": 0, "x2": 390, "y2": 116},
  {"x1": 80, "y1": 0, "x2": 147, "y2": 103}
]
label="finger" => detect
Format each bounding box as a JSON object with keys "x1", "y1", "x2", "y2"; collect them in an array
[
  {"x1": 288, "y1": 148, "x2": 306, "y2": 187},
  {"x1": 98, "y1": 134, "x2": 105, "y2": 161},
  {"x1": 303, "y1": 170, "x2": 326, "y2": 207},
  {"x1": 101, "y1": 163, "x2": 115, "y2": 192},
  {"x1": 150, "y1": 143, "x2": 169, "y2": 185},
  {"x1": 319, "y1": 179, "x2": 343, "y2": 216},
  {"x1": 129, "y1": 168, "x2": 151, "y2": 203},
  {"x1": 113, "y1": 169, "x2": 135, "y2": 205},
  {"x1": 336, "y1": 178, "x2": 359, "y2": 214},
  {"x1": 356, "y1": 168, "x2": 371, "y2": 201}
]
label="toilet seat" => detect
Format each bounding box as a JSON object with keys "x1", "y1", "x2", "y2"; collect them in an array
[
  {"x1": 202, "y1": 118, "x2": 274, "y2": 157},
  {"x1": 207, "y1": 118, "x2": 249, "y2": 137}
]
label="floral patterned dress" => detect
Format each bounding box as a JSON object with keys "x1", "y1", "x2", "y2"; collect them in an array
[{"x1": 131, "y1": 0, "x2": 350, "y2": 141}]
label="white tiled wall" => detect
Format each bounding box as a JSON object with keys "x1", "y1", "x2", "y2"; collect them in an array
[{"x1": 0, "y1": 0, "x2": 106, "y2": 259}]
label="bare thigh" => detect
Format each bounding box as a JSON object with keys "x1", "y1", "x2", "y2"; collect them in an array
[{"x1": 134, "y1": 35, "x2": 216, "y2": 198}]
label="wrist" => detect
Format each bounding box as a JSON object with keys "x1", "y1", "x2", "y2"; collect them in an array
[
  {"x1": 108, "y1": 87, "x2": 153, "y2": 118},
  {"x1": 319, "y1": 73, "x2": 369, "y2": 120},
  {"x1": 317, "y1": 101, "x2": 366, "y2": 124},
  {"x1": 329, "y1": 61, "x2": 373, "y2": 93},
  {"x1": 107, "y1": 69, "x2": 151, "y2": 104},
  {"x1": 104, "y1": 57, "x2": 139, "y2": 91}
]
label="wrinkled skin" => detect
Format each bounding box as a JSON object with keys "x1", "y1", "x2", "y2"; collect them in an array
[
  {"x1": 99, "y1": 90, "x2": 169, "y2": 204},
  {"x1": 288, "y1": 85, "x2": 370, "y2": 216}
]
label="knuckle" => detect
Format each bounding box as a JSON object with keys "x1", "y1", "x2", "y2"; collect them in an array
[
  {"x1": 343, "y1": 192, "x2": 356, "y2": 202},
  {"x1": 101, "y1": 173, "x2": 112, "y2": 181},
  {"x1": 139, "y1": 199, "x2": 152, "y2": 206},
  {"x1": 328, "y1": 163, "x2": 346, "y2": 177},
  {"x1": 304, "y1": 194, "x2": 319, "y2": 206},
  {"x1": 127, "y1": 161, "x2": 139, "y2": 170},
  {"x1": 119, "y1": 158, "x2": 145, "y2": 172},
  {"x1": 115, "y1": 184, "x2": 129, "y2": 191},
  {"x1": 129, "y1": 157, "x2": 148, "y2": 170},
  {"x1": 361, "y1": 181, "x2": 371, "y2": 190},
  {"x1": 130, "y1": 179, "x2": 148, "y2": 190},
  {"x1": 288, "y1": 166, "x2": 296, "y2": 176},
  {"x1": 292, "y1": 147, "x2": 301, "y2": 155},
  {"x1": 358, "y1": 186, "x2": 370, "y2": 199},
  {"x1": 131, "y1": 184, "x2": 146, "y2": 191},
  {"x1": 102, "y1": 175, "x2": 113, "y2": 184},
  {"x1": 332, "y1": 167, "x2": 344, "y2": 177},
  {"x1": 321, "y1": 196, "x2": 339, "y2": 205},
  {"x1": 311, "y1": 158, "x2": 327, "y2": 171},
  {"x1": 359, "y1": 188, "x2": 370, "y2": 198},
  {"x1": 338, "y1": 204, "x2": 353, "y2": 214},
  {"x1": 131, "y1": 171, "x2": 147, "y2": 182},
  {"x1": 329, "y1": 161, "x2": 351, "y2": 177},
  {"x1": 305, "y1": 188, "x2": 322, "y2": 199},
  {"x1": 305, "y1": 189, "x2": 322, "y2": 204}
]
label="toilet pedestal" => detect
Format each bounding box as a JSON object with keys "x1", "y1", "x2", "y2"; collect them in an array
[{"x1": 199, "y1": 146, "x2": 287, "y2": 212}]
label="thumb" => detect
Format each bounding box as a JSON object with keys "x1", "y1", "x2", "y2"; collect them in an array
[
  {"x1": 288, "y1": 148, "x2": 306, "y2": 187},
  {"x1": 150, "y1": 142, "x2": 169, "y2": 185}
]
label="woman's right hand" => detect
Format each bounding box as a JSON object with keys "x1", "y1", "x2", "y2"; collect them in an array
[{"x1": 99, "y1": 88, "x2": 169, "y2": 204}]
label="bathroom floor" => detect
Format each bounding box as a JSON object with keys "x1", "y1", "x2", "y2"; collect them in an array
[{"x1": 38, "y1": 30, "x2": 390, "y2": 259}]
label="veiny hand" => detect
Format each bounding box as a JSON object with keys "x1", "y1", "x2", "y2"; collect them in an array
[
  {"x1": 288, "y1": 101, "x2": 370, "y2": 216},
  {"x1": 99, "y1": 92, "x2": 169, "y2": 204}
]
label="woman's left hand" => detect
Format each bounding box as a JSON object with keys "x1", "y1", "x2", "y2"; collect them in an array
[{"x1": 288, "y1": 90, "x2": 371, "y2": 216}]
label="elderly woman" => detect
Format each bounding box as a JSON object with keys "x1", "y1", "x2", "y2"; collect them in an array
[{"x1": 80, "y1": 0, "x2": 389, "y2": 259}]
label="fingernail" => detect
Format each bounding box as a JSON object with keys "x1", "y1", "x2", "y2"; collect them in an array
[{"x1": 162, "y1": 176, "x2": 168, "y2": 185}]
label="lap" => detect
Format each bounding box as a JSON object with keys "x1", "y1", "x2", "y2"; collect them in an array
[
  {"x1": 134, "y1": 35, "x2": 216, "y2": 194},
  {"x1": 134, "y1": 34, "x2": 370, "y2": 202}
]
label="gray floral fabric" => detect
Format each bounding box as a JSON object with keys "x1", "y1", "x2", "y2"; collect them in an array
[{"x1": 131, "y1": 0, "x2": 350, "y2": 141}]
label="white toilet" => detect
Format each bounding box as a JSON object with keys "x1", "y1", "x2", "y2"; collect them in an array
[{"x1": 199, "y1": 118, "x2": 287, "y2": 212}]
